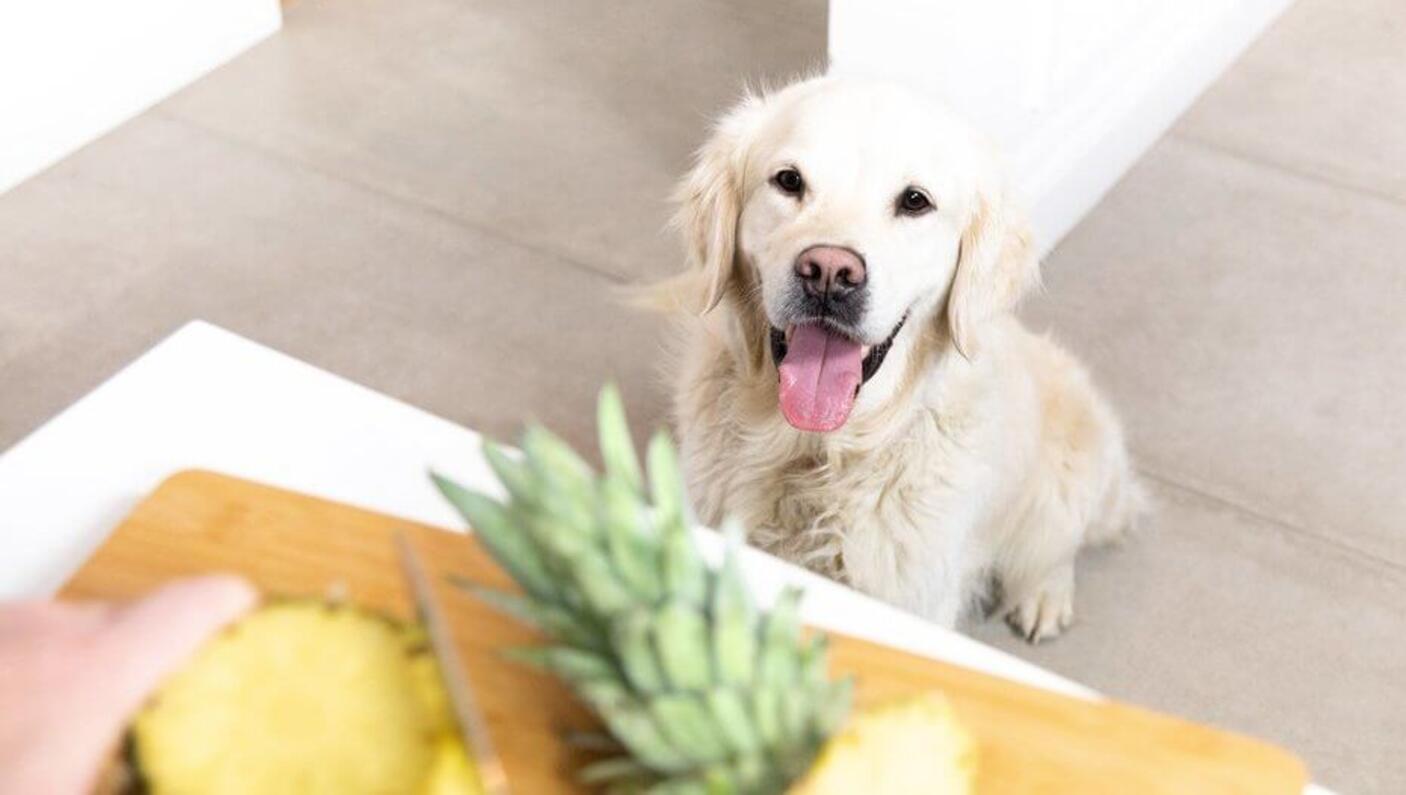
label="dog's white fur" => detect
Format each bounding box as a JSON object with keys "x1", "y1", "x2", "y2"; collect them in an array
[{"x1": 656, "y1": 75, "x2": 1146, "y2": 641}]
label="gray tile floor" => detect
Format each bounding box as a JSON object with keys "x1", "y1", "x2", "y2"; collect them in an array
[{"x1": 1, "y1": 0, "x2": 1402, "y2": 791}]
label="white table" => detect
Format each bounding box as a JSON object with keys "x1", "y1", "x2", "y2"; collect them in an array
[{"x1": 0, "y1": 321, "x2": 1328, "y2": 793}]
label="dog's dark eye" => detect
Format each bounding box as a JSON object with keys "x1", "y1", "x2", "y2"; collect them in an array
[
  {"x1": 897, "y1": 187, "x2": 934, "y2": 216},
  {"x1": 772, "y1": 168, "x2": 805, "y2": 197}
]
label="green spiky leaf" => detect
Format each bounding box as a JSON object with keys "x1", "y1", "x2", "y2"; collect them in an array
[
  {"x1": 598, "y1": 384, "x2": 645, "y2": 495},
  {"x1": 432, "y1": 387, "x2": 850, "y2": 794}
]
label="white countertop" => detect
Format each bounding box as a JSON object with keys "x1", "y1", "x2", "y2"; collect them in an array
[{"x1": 0, "y1": 321, "x2": 1329, "y2": 793}]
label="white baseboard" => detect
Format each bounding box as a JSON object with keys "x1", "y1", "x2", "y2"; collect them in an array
[
  {"x1": 829, "y1": 0, "x2": 1296, "y2": 256},
  {"x1": 0, "y1": 0, "x2": 282, "y2": 195}
]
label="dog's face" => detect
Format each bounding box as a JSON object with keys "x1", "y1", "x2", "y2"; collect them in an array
[{"x1": 676, "y1": 76, "x2": 1036, "y2": 432}]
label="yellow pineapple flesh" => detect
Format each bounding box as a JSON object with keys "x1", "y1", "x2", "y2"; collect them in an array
[
  {"x1": 130, "y1": 601, "x2": 481, "y2": 795},
  {"x1": 788, "y1": 692, "x2": 977, "y2": 795}
]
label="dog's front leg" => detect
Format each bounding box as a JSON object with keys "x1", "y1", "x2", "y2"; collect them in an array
[
  {"x1": 839, "y1": 516, "x2": 972, "y2": 629},
  {"x1": 1001, "y1": 561, "x2": 1075, "y2": 643}
]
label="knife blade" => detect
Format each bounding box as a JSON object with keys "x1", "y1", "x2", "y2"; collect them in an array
[{"x1": 394, "y1": 531, "x2": 511, "y2": 795}]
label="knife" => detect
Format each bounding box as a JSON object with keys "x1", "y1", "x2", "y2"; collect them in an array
[{"x1": 394, "y1": 531, "x2": 511, "y2": 795}]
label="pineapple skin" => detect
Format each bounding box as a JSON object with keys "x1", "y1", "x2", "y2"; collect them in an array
[
  {"x1": 787, "y1": 692, "x2": 977, "y2": 795},
  {"x1": 130, "y1": 601, "x2": 480, "y2": 795}
]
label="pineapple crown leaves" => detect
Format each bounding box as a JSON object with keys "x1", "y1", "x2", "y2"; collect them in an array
[{"x1": 432, "y1": 384, "x2": 853, "y2": 794}]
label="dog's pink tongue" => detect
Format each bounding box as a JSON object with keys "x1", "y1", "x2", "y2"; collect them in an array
[{"x1": 778, "y1": 323, "x2": 863, "y2": 432}]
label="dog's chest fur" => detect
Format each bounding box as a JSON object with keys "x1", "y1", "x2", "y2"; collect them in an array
[{"x1": 682, "y1": 389, "x2": 993, "y2": 621}]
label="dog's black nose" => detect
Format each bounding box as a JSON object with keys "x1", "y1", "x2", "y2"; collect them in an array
[{"x1": 794, "y1": 245, "x2": 867, "y2": 301}]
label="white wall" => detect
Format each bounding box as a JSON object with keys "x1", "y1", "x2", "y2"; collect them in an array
[
  {"x1": 829, "y1": 0, "x2": 1295, "y2": 255},
  {"x1": 0, "y1": 0, "x2": 281, "y2": 195}
]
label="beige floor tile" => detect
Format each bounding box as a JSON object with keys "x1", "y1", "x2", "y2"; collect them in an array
[
  {"x1": 0, "y1": 115, "x2": 670, "y2": 452},
  {"x1": 968, "y1": 480, "x2": 1406, "y2": 795},
  {"x1": 1022, "y1": 135, "x2": 1406, "y2": 567},
  {"x1": 156, "y1": 0, "x2": 826, "y2": 284},
  {"x1": 1176, "y1": 0, "x2": 1406, "y2": 201}
]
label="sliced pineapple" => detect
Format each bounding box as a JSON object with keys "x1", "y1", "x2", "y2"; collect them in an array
[
  {"x1": 789, "y1": 692, "x2": 977, "y2": 795},
  {"x1": 131, "y1": 601, "x2": 481, "y2": 795}
]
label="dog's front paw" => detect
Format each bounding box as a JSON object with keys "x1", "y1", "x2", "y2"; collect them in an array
[{"x1": 1004, "y1": 568, "x2": 1074, "y2": 644}]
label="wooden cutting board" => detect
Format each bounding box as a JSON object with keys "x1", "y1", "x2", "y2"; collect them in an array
[{"x1": 62, "y1": 470, "x2": 1307, "y2": 794}]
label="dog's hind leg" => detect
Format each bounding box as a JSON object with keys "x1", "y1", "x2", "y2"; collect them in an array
[
  {"x1": 992, "y1": 389, "x2": 1113, "y2": 643},
  {"x1": 1085, "y1": 457, "x2": 1150, "y2": 547},
  {"x1": 996, "y1": 334, "x2": 1146, "y2": 642}
]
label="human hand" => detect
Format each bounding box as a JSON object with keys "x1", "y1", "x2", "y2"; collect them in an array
[{"x1": 0, "y1": 576, "x2": 257, "y2": 794}]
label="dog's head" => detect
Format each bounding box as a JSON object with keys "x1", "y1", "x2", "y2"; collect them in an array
[{"x1": 673, "y1": 75, "x2": 1037, "y2": 433}]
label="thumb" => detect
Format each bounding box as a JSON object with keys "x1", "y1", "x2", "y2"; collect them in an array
[{"x1": 98, "y1": 575, "x2": 258, "y2": 719}]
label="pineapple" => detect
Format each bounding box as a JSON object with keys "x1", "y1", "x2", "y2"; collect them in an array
[
  {"x1": 433, "y1": 386, "x2": 973, "y2": 794},
  {"x1": 127, "y1": 385, "x2": 971, "y2": 795},
  {"x1": 790, "y1": 693, "x2": 976, "y2": 794},
  {"x1": 128, "y1": 601, "x2": 481, "y2": 795}
]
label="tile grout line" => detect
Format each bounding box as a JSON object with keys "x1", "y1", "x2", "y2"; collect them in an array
[
  {"x1": 1135, "y1": 466, "x2": 1406, "y2": 577},
  {"x1": 1170, "y1": 130, "x2": 1406, "y2": 209},
  {"x1": 151, "y1": 109, "x2": 640, "y2": 289}
]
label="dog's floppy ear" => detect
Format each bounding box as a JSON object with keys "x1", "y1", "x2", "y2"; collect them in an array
[
  {"x1": 671, "y1": 94, "x2": 765, "y2": 314},
  {"x1": 947, "y1": 179, "x2": 1039, "y2": 359}
]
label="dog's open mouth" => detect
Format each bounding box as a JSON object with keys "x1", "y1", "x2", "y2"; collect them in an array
[{"x1": 769, "y1": 314, "x2": 907, "y2": 432}]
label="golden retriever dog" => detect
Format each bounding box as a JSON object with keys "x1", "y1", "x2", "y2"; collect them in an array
[{"x1": 655, "y1": 75, "x2": 1146, "y2": 642}]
